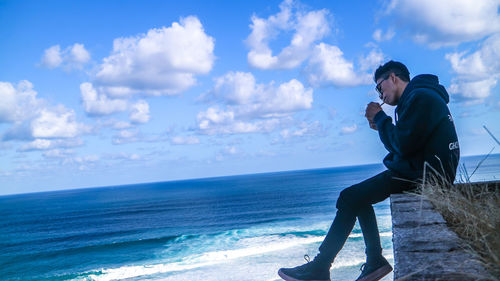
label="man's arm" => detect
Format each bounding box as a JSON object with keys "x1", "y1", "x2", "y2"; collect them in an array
[
  {"x1": 365, "y1": 102, "x2": 399, "y2": 153},
  {"x1": 373, "y1": 91, "x2": 448, "y2": 157},
  {"x1": 365, "y1": 102, "x2": 382, "y2": 131},
  {"x1": 372, "y1": 112, "x2": 398, "y2": 153}
]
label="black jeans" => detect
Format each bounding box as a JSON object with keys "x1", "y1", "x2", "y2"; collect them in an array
[{"x1": 318, "y1": 170, "x2": 415, "y2": 264}]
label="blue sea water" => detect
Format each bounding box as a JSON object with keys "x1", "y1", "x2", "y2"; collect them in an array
[{"x1": 1, "y1": 154, "x2": 498, "y2": 281}]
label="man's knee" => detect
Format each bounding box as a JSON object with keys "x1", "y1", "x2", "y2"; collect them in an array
[
  {"x1": 336, "y1": 171, "x2": 395, "y2": 210},
  {"x1": 336, "y1": 188, "x2": 358, "y2": 210}
]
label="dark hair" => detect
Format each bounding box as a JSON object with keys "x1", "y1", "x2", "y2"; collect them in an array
[{"x1": 374, "y1": 60, "x2": 410, "y2": 83}]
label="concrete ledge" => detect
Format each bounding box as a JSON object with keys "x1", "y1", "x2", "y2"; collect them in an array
[{"x1": 390, "y1": 193, "x2": 489, "y2": 280}]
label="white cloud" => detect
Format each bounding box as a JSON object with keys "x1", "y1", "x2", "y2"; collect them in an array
[
  {"x1": 95, "y1": 16, "x2": 215, "y2": 97},
  {"x1": 73, "y1": 155, "x2": 100, "y2": 164},
  {"x1": 41, "y1": 43, "x2": 90, "y2": 69},
  {"x1": 170, "y1": 136, "x2": 200, "y2": 145},
  {"x1": 216, "y1": 145, "x2": 239, "y2": 161},
  {"x1": 112, "y1": 121, "x2": 133, "y2": 130},
  {"x1": 42, "y1": 149, "x2": 75, "y2": 159},
  {"x1": 197, "y1": 107, "x2": 235, "y2": 130},
  {"x1": 265, "y1": 79, "x2": 314, "y2": 114},
  {"x1": 246, "y1": 0, "x2": 330, "y2": 69},
  {"x1": 21, "y1": 139, "x2": 52, "y2": 150},
  {"x1": 81, "y1": 83, "x2": 152, "y2": 124},
  {"x1": 79, "y1": 16, "x2": 215, "y2": 129},
  {"x1": 112, "y1": 129, "x2": 140, "y2": 145},
  {"x1": 207, "y1": 72, "x2": 313, "y2": 117},
  {"x1": 80, "y1": 82, "x2": 128, "y2": 116},
  {"x1": 449, "y1": 78, "x2": 498, "y2": 105},
  {"x1": 197, "y1": 107, "x2": 285, "y2": 135},
  {"x1": 245, "y1": 0, "x2": 381, "y2": 89},
  {"x1": 41, "y1": 45, "x2": 63, "y2": 68},
  {"x1": 0, "y1": 81, "x2": 89, "y2": 147},
  {"x1": 198, "y1": 72, "x2": 313, "y2": 135},
  {"x1": 384, "y1": 0, "x2": 500, "y2": 48},
  {"x1": 446, "y1": 33, "x2": 500, "y2": 104},
  {"x1": 211, "y1": 72, "x2": 258, "y2": 105},
  {"x1": 305, "y1": 43, "x2": 372, "y2": 87},
  {"x1": 69, "y1": 43, "x2": 91, "y2": 64},
  {"x1": 116, "y1": 129, "x2": 138, "y2": 139},
  {"x1": 57, "y1": 154, "x2": 101, "y2": 171},
  {"x1": 19, "y1": 138, "x2": 83, "y2": 152},
  {"x1": 31, "y1": 107, "x2": 84, "y2": 138},
  {"x1": 0, "y1": 80, "x2": 40, "y2": 123},
  {"x1": 446, "y1": 51, "x2": 487, "y2": 77},
  {"x1": 280, "y1": 120, "x2": 324, "y2": 139},
  {"x1": 372, "y1": 28, "x2": 395, "y2": 42},
  {"x1": 0, "y1": 81, "x2": 17, "y2": 122},
  {"x1": 359, "y1": 49, "x2": 385, "y2": 72},
  {"x1": 446, "y1": 34, "x2": 500, "y2": 78},
  {"x1": 341, "y1": 124, "x2": 358, "y2": 135},
  {"x1": 129, "y1": 100, "x2": 150, "y2": 124}
]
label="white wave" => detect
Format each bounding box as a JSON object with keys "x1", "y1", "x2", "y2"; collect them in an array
[
  {"x1": 348, "y1": 231, "x2": 392, "y2": 238},
  {"x1": 80, "y1": 235, "x2": 322, "y2": 281},
  {"x1": 78, "y1": 230, "x2": 392, "y2": 280}
]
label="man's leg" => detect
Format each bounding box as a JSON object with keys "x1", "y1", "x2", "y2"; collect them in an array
[
  {"x1": 353, "y1": 206, "x2": 394, "y2": 281},
  {"x1": 278, "y1": 171, "x2": 410, "y2": 281},
  {"x1": 316, "y1": 202, "x2": 357, "y2": 264},
  {"x1": 358, "y1": 205, "x2": 383, "y2": 263},
  {"x1": 319, "y1": 204, "x2": 384, "y2": 264},
  {"x1": 317, "y1": 170, "x2": 397, "y2": 262},
  {"x1": 318, "y1": 170, "x2": 414, "y2": 281},
  {"x1": 278, "y1": 170, "x2": 413, "y2": 281}
]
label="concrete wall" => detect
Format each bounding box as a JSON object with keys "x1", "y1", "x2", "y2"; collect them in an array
[{"x1": 390, "y1": 193, "x2": 489, "y2": 280}]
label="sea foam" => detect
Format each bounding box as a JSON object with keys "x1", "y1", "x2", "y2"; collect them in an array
[{"x1": 76, "y1": 230, "x2": 392, "y2": 281}]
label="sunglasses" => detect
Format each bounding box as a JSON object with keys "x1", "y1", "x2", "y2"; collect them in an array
[{"x1": 375, "y1": 74, "x2": 390, "y2": 97}]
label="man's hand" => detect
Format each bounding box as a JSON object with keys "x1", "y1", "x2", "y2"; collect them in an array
[{"x1": 365, "y1": 102, "x2": 383, "y2": 131}]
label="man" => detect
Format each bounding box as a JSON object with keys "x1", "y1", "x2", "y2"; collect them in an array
[{"x1": 278, "y1": 61, "x2": 460, "y2": 281}]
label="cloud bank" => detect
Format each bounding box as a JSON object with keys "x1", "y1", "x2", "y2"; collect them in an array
[
  {"x1": 198, "y1": 72, "x2": 313, "y2": 134},
  {"x1": 384, "y1": 0, "x2": 500, "y2": 48},
  {"x1": 95, "y1": 16, "x2": 215, "y2": 97},
  {"x1": 446, "y1": 33, "x2": 500, "y2": 104},
  {"x1": 305, "y1": 43, "x2": 378, "y2": 87},
  {"x1": 77, "y1": 16, "x2": 216, "y2": 128},
  {"x1": 41, "y1": 43, "x2": 91, "y2": 70},
  {"x1": 246, "y1": 0, "x2": 330, "y2": 70},
  {"x1": 0, "y1": 81, "x2": 88, "y2": 150},
  {"x1": 246, "y1": 0, "x2": 382, "y2": 88}
]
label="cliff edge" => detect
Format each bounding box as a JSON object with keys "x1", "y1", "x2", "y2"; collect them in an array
[{"x1": 390, "y1": 193, "x2": 489, "y2": 280}]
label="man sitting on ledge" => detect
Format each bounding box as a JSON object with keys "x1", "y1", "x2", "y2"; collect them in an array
[{"x1": 278, "y1": 60, "x2": 460, "y2": 281}]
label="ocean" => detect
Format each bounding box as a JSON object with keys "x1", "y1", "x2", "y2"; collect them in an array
[{"x1": 1, "y1": 154, "x2": 498, "y2": 281}]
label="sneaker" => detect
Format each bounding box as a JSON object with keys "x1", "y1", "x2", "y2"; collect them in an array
[
  {"x1": 355, "y1": 257, "x2": 393, "y2": 281},
  {"x1": 278, "y1": 255, "x2": 331, "y2": 281}
]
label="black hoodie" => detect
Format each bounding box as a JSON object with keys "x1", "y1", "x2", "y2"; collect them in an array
[{"x1": 373, "y1": 74, "x2": 460, "y2": 182}]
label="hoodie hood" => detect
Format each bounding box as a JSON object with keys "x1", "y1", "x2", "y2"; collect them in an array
[{"x1": 401, "y1": 74, "x2": 450, "y2": 104}]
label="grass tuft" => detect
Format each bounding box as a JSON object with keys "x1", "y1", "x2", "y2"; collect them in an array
[{"x1": 415, "y1": 165, "x2": 500, "y2": 280}]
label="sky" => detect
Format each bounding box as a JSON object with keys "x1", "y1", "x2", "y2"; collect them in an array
[{"x1": 0, "y1": 0, "x2": 499, "y2": 195}]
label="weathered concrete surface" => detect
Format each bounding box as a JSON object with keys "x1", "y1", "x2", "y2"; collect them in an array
[{"x1": 390, "y1": 193, "x2": 489, "y2": 280}]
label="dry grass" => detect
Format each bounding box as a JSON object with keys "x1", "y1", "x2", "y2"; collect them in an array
[{"x1": 415, "y1": 165, "x2": 500, "y2": 280}]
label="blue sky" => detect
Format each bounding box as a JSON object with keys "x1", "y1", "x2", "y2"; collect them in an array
[{"x1": 1, "y1": 0, "x2": 499, "y2": 195}]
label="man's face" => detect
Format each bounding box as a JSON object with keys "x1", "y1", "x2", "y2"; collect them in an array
[{"x1": 376, "y1": 73, "x2": 399, "y2": 106}]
